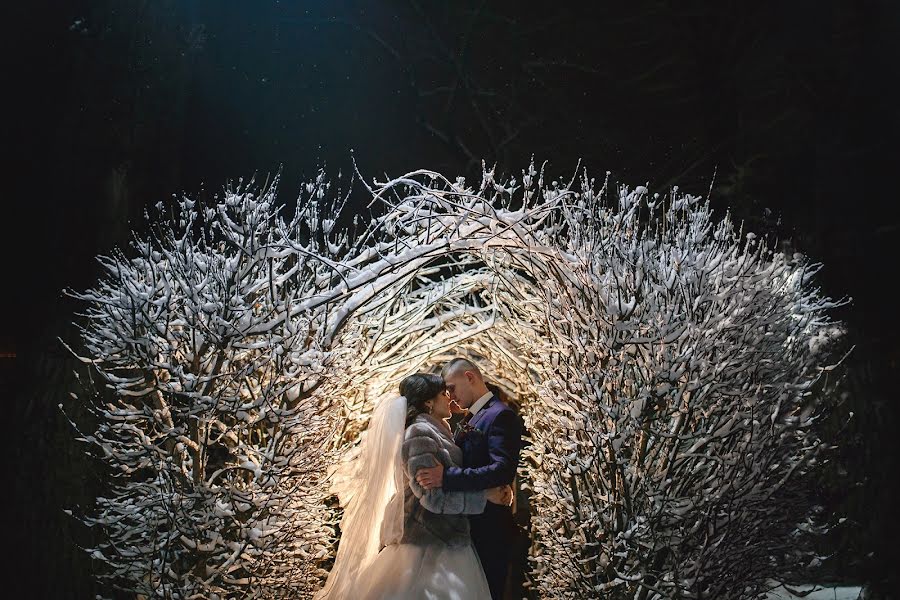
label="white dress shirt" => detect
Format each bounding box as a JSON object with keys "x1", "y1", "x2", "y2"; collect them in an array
[{"x1": 468, "y1": 391, "x2": 494, "y2": 417}]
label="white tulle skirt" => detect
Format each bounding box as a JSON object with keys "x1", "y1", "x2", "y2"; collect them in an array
[{"x1": 356, "y1": 542, "x2": 491, "y2": 600}]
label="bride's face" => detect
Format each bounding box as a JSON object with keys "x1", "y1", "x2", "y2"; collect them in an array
[{"x1": 427, "y1": 389, "x2": 452, "y2": 420}]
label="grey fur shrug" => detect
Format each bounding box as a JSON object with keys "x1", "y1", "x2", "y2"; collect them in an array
[{"x1": 393, "y1": 414, "x2": 486, "y2": 548}]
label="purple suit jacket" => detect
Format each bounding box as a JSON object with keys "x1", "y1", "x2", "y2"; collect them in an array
[{"x1": 444, "y1": 395, "x2": 522, "y2": 492}]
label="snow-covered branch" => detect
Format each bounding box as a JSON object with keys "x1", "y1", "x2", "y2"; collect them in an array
[{"x1": 65, "y1": 160, "x2": 848, "y2": 599}]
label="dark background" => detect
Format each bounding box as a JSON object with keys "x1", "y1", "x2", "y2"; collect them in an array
[{"x1": 4, "y1": 1, "x2": 898, "y2": 597}]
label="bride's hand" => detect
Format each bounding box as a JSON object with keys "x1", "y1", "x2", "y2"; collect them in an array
[{"x1": 486, "y1": 485, "x2": 513, "y2": 506}]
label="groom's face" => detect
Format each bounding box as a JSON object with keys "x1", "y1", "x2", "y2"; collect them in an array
[{"x1": 444, "y1": 370, "x2": 476, "y2": 408}]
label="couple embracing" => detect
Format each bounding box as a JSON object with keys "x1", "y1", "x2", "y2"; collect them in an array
[{"x1": 316, "y1": 358, "x2": 523, "y2": 600}]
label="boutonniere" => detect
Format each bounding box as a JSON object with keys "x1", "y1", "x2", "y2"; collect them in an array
[
  {"x1": 455, "y1": 421, "x2": 476, "y2": 437},
  {"x1": 454, "y1": 418, "x2": 482, "y2": 442}
]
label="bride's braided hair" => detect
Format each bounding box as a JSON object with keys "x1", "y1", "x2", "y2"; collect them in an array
[{"x1": 400, "y1": 373, "x2": 445, "y2": 427}]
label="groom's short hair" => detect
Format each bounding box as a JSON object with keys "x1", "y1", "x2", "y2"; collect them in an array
[{"x1": 442, "y1": 357, "x2": 482, "y2": 380}]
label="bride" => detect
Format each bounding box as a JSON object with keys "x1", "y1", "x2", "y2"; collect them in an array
[{"x1": 315, "y1": 373, "x2": 512, "y2": 599}]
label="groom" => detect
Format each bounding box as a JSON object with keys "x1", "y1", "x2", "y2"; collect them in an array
[{"x1": 416, "y1": 358, "x2": 522, "y2": 600}]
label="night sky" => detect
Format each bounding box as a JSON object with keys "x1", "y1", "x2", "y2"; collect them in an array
[{"x1": 5, "y1": 1, "x2": 899, "y2": 597}]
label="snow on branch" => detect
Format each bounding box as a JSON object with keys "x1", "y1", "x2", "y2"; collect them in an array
[
  {"x1": 513, "y1": 172, "x2": 850, "y2": 599},
  {"x1": 65, "y1": 160, "x2": 848, "y2": 599}
]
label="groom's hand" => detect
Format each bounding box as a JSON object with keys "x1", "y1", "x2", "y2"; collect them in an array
[{"x1": 416, "y1": 463, "x2": 444, "y2": 489}]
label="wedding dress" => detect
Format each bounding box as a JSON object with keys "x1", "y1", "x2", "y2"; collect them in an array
[{"x1": 315, "y1": 396, "x2": 491, "y2": 600}]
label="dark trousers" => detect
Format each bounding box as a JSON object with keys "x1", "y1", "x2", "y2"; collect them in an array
[{"x1": 470, "y1": 505, "x2": 516, "y2": 600}]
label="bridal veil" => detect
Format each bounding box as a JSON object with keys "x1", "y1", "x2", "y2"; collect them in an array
[{"x1": 314, "y1": 395, "x2": 407, "y2": 599}]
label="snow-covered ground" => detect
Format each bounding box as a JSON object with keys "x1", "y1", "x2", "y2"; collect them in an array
[{"x1": 765, "y1": 582, "x2": 862, "y2": 599}]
